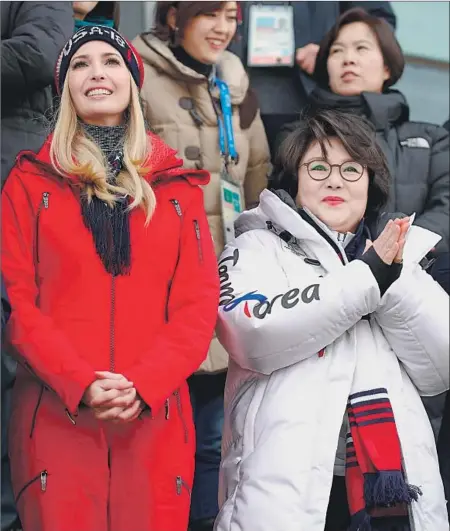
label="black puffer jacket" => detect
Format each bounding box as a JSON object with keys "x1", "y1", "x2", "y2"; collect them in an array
[
  {"x1": 277, "y1": 88, "x2": 450, "y2": 253},
  {"x1": 1, "y1": 1, "x2": 73, "y2": 185}
]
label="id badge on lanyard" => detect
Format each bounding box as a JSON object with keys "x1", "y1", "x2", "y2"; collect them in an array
[
  {"x1": 247, "y1": 3, "x2": 295, "y2": 67},
  {"x1": 212, "y1": 76, "x2": 244, "y2": 245}
]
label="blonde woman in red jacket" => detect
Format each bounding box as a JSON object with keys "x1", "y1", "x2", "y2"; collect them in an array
[{"x1": 1, "y1": 26, "x2": 219, "y2": 531}]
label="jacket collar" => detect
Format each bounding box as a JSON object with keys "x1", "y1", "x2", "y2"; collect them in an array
[
  {"x1": 133, "y1": 33, "x2": 249, "y2": 105},
  {"x1": 236, "y1": 189, "x2": 440, "y2": 265},
  {"x1": 310, "y1": 87, "x2": 410, "y2": 131}
]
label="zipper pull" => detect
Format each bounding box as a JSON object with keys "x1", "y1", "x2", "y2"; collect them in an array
[
  {"x1": 165, "y1": 398, "x2": 170, "y2": 420},
  {"x1": 170, "y1": 199, "x2": 182, "y2": 217},
  {"x1": 176, "y1": 476, "x2": 182, "y2": 495},
  {"x1": 193, "y1": 220, "x2": 201, "y2": 240},
  {"x1": 40, "y1": 471, "x2": 48, "y2": 491},
  {"x1": 42, "y1": 192, "x2": 50, "y2": 209}
]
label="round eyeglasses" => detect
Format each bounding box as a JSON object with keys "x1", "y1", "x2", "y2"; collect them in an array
[{"x1": 301, "y1": 160, "x2": 366, "y2": 182}]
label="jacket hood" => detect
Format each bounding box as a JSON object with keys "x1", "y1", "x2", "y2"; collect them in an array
[
  {"x1": 18, "y1": 131, "x2": 210, "y2": 188},
  {"x1": 309, "y1": 87, "x2": 410, "y2": 131},
  {"x1": 133, "y1": 33, "x2": 249, "y2": 105},
  {"x1": 236, "y1": 189, "x2": 440, "y2": 265}
]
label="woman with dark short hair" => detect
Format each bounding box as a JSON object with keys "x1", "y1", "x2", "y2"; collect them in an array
[
  {"x1": 215, "y1": 110, "x2": 449, "y2": 531},
  {"x1": 277, "y1": 7, "x2": 449, "y2": 257}
]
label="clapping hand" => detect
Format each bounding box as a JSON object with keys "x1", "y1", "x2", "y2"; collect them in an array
[{"x1": 363, "y1": 217, "x2": 410, "y2": 264}]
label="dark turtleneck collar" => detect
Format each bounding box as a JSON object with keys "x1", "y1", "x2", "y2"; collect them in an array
[
  {"x1": 308, "y1": 87, "x2": 409, "y2": 131},
  {"x1": 81, "y1": 122, "x2": 126, "y2": 158},
  {"x1": 172, "y1": 46, "x2": 213, "y2": 78}
]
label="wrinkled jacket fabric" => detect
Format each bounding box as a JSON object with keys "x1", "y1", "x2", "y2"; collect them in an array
[
  {"x1": 2, "y1": 133, "x2": 220, "y2": 531},
  {"x1": 1, "y1": 1, "x2": 73, "y2": 184},
  {"x1": 278, "y1": 88, "x2": 450, "y2": 252},
  {"x1": 214, "y1": 190, "x2": 449, "y2": 531},
  {"x1": 133, "y1": 33, "x2": 270, "y2": 373}
]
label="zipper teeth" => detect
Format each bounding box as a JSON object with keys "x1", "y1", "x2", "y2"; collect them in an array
[
  {"x1": 165, "y1": 398, "x2": 170, "y2": 420},
  {"x1": 174, "y1": 390, "x2": 189, "y2": 443},
  {"x1": 35, "y1": 192, "x2": 50, "y2": 265},
  {"x1": 165, "y1": 199, "x2": 183, "y2": 323},
  {"x1": 15, "y1": 470, "x2": 48, "y2": 504},
  {"x1": 29, "y1": 385, "x2": 44, "y2": 438},
  {"x1": 193, "y1": 220, "x2": 203, "y2": 263},
  {"x1": 170, "y1": 199, "x2": 182, "y2": 218},
  {"x1": 165, "y1": 280, "x2": 172, "y2": 323},
  {"x1": 110, "y1": 276, "x2": 116, "y2": 372}
]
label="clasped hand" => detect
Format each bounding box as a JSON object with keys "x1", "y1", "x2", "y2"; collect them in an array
[
  {"x1": 83, "y1": 371, "x2": 143, "y2": 422},
  {"x1": 364, "y1": 217, "x2": 410, "y2": 265}
]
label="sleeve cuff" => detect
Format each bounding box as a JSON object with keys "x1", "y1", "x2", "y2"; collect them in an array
[{"x1": 358, "y1": 247, "x2": 403, "y2": 297}]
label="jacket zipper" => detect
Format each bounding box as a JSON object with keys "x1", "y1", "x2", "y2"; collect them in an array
[
  {"x1": 174, "y1": 390, "x2": 188, "y2": 443},
  {"x1": 176, "y1": 476, "x2": 192, "y2": 497},
  {"x1": 110, "y1": 275, "x2": 116, "y2": 372},
  {"x1": 193, "y1": 220, "x2": 203, "y2": 263},
  {"x1": 15, "y1": 470, "x2": 48, "y2": 504},
  {"x1": 166, "y1": 200, "x2": 183, "y2": 322},
  {"x1": 29, "y1": 384, "x2": 44, "y2": 438},
  {"x1": 165, "y1": 398, "x2": 170, "y2": 420},
  {"x1": 35, "y1": 192, "x2": 50, "y2": 264}
]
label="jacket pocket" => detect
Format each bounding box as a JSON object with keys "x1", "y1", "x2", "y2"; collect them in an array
[
  {"x1": 193, "y1": 220, "x2": 203, "y2": 264},
  {"x1": 175, "y1": 475, "x2": 191, "y2": 497},
  {"x1": 29, "y1": 384, "x2": 44, "y2": 438},
  {"x1": 15, "y1": 470, "x2": 48, "y2": 505},
  {"x1": 174, "y1": 390, "x2": 189, "y2": 443}
]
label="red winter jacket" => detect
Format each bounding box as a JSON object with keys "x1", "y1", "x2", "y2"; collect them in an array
[{"x1": 2, "y1": 132, "x2": 220, "y2": 416}]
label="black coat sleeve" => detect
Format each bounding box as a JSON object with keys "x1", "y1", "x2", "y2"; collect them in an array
[
  {"x1": 1, "y1": 2, "x2": 73, "y2": 97},
  {"x1": 415, "y1": 126, "x2": 450, "y2": 253},
  {"x1": 444, "y1": 119, "x2": 449, "y2": 133},
  {"x1": 340, "y1": 1, "x2": 397, "y2": 29}
]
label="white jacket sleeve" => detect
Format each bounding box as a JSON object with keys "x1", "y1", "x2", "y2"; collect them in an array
[
  {"x1": 216, "y1": 230, "x2": 381, "y2": 374},
  {"x1": 374, "y1": 264, "x2": 449, "y2": 396}
]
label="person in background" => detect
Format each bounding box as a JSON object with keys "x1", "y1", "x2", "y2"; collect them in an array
[
  {"x1": 1, "y1": 4, "x2": 73, "y2": 530},
  {"x1": 230, "y1": 1, "x2": 396, "y2": 157},
  {"x1": 133, "y1": 3, "x2": 270, "y2": 530},
  {"x1": 73, "y1": 1, "x2": 120, "y2": 30},
  {"x1": 278, "y1": 8, "x2": 449, "y2": 255},
  {"x1": 2, "y1": 25, "x2": 219, "y2": 531},
  {"x1": 215, "y1": 110, "x2": 449, "y2": 531}
]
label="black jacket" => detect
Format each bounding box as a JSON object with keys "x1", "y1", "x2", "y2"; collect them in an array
[
  {"x1": 1, "y1": 1, "x2": 73, "y2": 185},
  {"x1": 277, "y1": 88, "x2": 450, "y2": 252},
  {"x1": 229, "y1": 2, "x2": 396, "y2": 116}
]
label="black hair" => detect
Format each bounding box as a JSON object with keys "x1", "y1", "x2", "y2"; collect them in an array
[{"x1": 269, "y1": 109, "x2": 390, "y2": 223}]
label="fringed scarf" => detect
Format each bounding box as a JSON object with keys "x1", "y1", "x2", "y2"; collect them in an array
[
  {"x1": 343, "y1": 223, "x2": 422, "y2": 530},
  {"x1": 80, "y1": 123, "x2": 131, "y2": 277}
]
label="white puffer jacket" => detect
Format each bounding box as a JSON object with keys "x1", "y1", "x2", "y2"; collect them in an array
[{"x1": 215, "y1": 190, "x2": 449, "y2": 531}]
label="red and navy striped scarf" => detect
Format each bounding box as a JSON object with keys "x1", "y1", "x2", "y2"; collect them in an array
[{"x1": 345, "y1": 388, "x2": 422, "y2": 530}]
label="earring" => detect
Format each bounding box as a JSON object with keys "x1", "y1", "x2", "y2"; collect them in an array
[{"x1": 170, "y1": 26, "x2": 179, "y2": 48}]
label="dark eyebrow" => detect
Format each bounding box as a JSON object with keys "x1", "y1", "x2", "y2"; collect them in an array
[
  {"x1": 71, "y1": 52, "x2": 121, "y2": 62},
  {"x1": 332, "y1": 39, "x2": 373, "y2": 47}
]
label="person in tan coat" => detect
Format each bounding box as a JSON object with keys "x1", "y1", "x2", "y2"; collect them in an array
[{"x1": 133, "y1": 2, "x2": 270, "y2": 530}]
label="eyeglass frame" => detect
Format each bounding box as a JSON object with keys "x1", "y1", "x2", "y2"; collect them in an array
[{"x1": 300, "y1": 159, "x2": 367, "y2": 182}]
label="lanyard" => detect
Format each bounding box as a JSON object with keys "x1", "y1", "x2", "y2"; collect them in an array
[{"x1": 213, "y1": 77, "x2": 238, "y2": 164}]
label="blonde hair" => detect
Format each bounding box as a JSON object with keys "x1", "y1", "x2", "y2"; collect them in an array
[{"x1": 50, "y1": 76, "x2": 156, "y2": 224}]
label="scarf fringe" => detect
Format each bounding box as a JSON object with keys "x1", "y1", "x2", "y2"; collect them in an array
[
  {"x1": 349, "y1": 509, "x2": 372, "y2": 531},
  {"x1": 363, "y1": 471, "x2": 423, "y2": 508}
]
